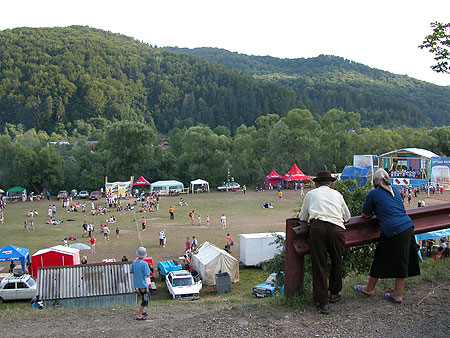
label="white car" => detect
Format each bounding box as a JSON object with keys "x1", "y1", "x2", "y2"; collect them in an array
[
  {"x1": 165, "y1": 270, "x2": 202, "y2": 300},
  {"x1": 78, "y1": 191, "x2": 89, "y2": 199},
  {"x1": 0, "y1": 274, "x2": 37, "y2": 303}
]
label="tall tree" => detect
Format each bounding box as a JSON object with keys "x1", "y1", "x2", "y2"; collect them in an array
[{"x1": 419, "y1": 22, "x2": 450, "y2": 74}]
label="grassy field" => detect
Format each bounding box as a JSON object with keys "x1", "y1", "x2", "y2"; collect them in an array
[
  {"x1": 0, "y1": 188, "x2": 305, "y2": 302},
  {"x1": 1, "y1": 187, "x2": 448, "y2": 304}
]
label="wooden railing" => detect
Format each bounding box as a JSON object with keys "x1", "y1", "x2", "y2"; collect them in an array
[{"x1": 284, "y1": 203, "x2": 450, "y2": 294}]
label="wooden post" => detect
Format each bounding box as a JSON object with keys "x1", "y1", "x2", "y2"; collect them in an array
[{"x1": 284, "y1": 218, "x2": 305, "y2": 294}]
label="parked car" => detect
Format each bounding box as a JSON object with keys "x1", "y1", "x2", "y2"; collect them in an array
[
  {"x1": 165, "y1": 270, "x2": 202, "y2": 300},
  {"x1": 217, "y1": 182, "x2": 241, "y2": 192},
  {"x1": 70, "y1": 189, "x2": 78, "y2": 198},
  {"x1": 57, "y1": 190, "x2": 68, "y2": 200},
  {"x1": 252, "y1": 273, "x2": 283, "y2": 298},
  {"x1": 0, "y1": 274, "x2": 37, "y2": 304},
  {"x1": 89, "y1": 191, "x2": 102, "y2": 200},
  {"x1": 78, "y1": 191, "x2": 89, "y2": 199}
]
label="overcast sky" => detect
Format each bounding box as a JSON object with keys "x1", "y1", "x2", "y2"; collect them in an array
[{"x1": 1, "y1": 0, "x2": 449, "y2": 86}]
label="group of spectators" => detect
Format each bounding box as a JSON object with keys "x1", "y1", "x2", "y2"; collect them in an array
[
  {"x1": 299, "y1": 169, "x2": 421, "y2": 314},
  {"x1": 389, "y1": 169, "x2": 426, "y2": 179}
]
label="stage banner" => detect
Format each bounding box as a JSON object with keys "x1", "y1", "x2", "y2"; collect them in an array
[
  {"x1": 105, "y1": 182, "x2": 118, "y2": 195},
  {"x1": 430, "y1": 157, "x2": 450, "y2": 190},
  {"x1": 117, "y1": 181, "x2": 132, "y2": 196}
]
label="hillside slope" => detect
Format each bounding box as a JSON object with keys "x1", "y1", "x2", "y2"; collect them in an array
[
  {"x1": 166, "y1": 47, "x2": 450, "y2": 127},
  {"x1": 0, "y1": 26, "x2": 297, "y2": 133}
]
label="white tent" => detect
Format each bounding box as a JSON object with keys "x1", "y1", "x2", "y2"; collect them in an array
[
  {"x1": 191, "y1": 242, "x2": 239, "y2": 285},
  {"x1": 190, "y1": 179, "x2": 210, "y2": 193}
]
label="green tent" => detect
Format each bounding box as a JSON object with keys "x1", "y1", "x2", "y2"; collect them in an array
[{"x1": 6, "y1": 186, "x2": 27, "y2": 199}]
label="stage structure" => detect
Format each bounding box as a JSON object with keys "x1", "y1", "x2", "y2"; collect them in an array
[{"x1": 377, "y1": 148, "x2": 439, "y2": 188}]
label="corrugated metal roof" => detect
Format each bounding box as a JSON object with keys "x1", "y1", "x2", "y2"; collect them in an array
[
  {"x1": 37, "y1": 262, "x2": 134, "y2": 300},
  {"x1": 379, "y1": 148, "x2": 439, "y2": 159}
]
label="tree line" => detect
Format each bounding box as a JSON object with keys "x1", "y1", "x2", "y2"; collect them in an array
[{"x1": 0, "y1": 109, "x2": 448, "y2": 194}]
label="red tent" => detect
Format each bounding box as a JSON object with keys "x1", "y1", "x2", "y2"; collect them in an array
[
  {"x1": 283, "y1": 163, "x2": 311, "y2": 182},
  {"x1": 133, "y1": 176, "x2": 151, "y2": 186},
  {"x1": 31, "y1": 245, "x2": 80, "y2": 278},
  {"x1": 264, "y1": 170, "x2": 284, "y2": 189}
]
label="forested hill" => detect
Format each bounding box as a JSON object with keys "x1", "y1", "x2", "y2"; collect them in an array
[
  {"x1": 165, "y1": 47, "x2": 450, "y2": 128},
  {"x1": 0, "y1": 26, "x2": 297, "y2": 133}
]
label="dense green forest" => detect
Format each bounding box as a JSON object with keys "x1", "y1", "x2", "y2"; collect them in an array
[
  {"x1": 166, "y1": 47, "x2": 450, "y2": 127},
  {"x1": 0, "y1": 26, "x2": 297, "y2": 134},
  {"x1": 1, "y1": 26, "x2": 450, "y2": 135},
  {"x1": 1, "y1": 111, "x2": 449, "y2": 194}
]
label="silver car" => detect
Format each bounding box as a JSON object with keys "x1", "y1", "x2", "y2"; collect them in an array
[{"x1": 0, "y1": 274, "x2": 37, "y2": 303}]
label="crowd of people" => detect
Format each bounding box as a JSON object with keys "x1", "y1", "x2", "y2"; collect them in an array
[{"x1": 389, "y1": 168, "x2": 426, "y2": 179}]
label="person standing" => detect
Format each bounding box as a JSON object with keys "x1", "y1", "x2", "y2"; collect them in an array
[
  {"x1": 226, "y1": 234, "x2": 233, "y2": 253},
  {"x1": 191, "y1": 236, "x2": 198, "y2": 251},
  {"x1": 169, "y1": 206, "x2": 174, "y2": 220},
  {"x1": 197, "y1": 214, "x2": 201, "y2": 226},
  {"x1": 185, "y1": 237, "x2": 191, "y2": 253},
  {"x1": 221, "y1": 214, "x2": 227, "y2": 229},
  {"x1": 130, "y1": 247, "x2": 151, "y2": 321},
  {"x1": 354, "y1": 169, "x2": 420, "y2": 304},
  {"x1": 300, "y1": 182, "x2": 305, "y2": 196},
  {"x1": 24, "y1": 218, "x2": 29, "y2": 232},
  {"x1": 103, "y1": 225, "x2": 110, "y2": 241},
  {"x1": 82, "y1": 221, "x2": 87, "y2": 237},
  {"x1": 141, "y1": 216, "x2": 147, "y2": 231},
  {"x1": 116, "y1": 227, "x2": 120, "y2": 239},
  {"x1": 189, "y1": 210, "x2": 195, "y2": 226},
  {"x1": 159, "y1": 229, "x2": 166, "y2": 248},
  {"x1": 90, "y1": 236, "x2": 96, "y2": 254},
  {"x1": 299, "y1": 170, "x2": 351, "y2": 314},
  {"x1": 206, "y1": 215, "x2": 210, "y2": 226}
]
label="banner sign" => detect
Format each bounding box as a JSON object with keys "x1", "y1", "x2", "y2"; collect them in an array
[
  {"x1": 105, "y1": 181, "x2": 132, "y2": 197},
  {"x1": 430, "y1": 157, "x2": 450, "y2": 190}
]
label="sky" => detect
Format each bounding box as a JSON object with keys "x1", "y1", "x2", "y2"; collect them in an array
[{"x1": 1, "y1": 0, "x2": 449, "y2": 86}]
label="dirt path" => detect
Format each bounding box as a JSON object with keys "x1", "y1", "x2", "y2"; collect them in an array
[{"x1": 3, "y1": 278, "x2": 448, "y2": 338}]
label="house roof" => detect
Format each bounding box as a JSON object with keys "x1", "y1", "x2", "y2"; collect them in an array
[{"x1": 379, "y1": 148, "x2": 439, "y2": 159}]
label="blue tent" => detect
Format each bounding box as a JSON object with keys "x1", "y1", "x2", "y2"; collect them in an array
[
  {"x1": 415, "y1": 229, "x2": 450, "y2": 241},
  {"x1": 341, "y1": 166, "x2": 372, "y2": 187},
  {"x1": 0, "y1": 245, "x2": 31, "y2": 272}
]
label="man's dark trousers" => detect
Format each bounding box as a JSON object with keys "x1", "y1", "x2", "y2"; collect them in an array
[{"x1": 309, "y1": 219, "x2": 345, "y2": 304}]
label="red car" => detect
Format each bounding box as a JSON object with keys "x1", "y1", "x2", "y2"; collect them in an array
[{"x1": 89, "y1": 191, "x2": 102, "y2": 200}]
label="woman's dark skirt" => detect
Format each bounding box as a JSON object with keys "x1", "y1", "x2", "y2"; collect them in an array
[{"x1": 370, "y1": 226, "x2": 420, "y2": 278}]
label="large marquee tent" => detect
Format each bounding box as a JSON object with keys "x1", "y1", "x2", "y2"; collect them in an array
[
  {"x1": 264, "y1": 170, "x2": 284, "y2": 189},
  {"x1": 283, "y1": 163, "x2": 311, "y2": 188},
  {"x1": 190, "y1": 179, "x2": 210, "y2": 193},
  {"x1": 150, "y1": 180, "x2": 184, "y2": 193},
  {"x1": 0, "y1": 245, "x2": 31, "y2": 272},
  {"x1": 6, "y1": 186, "x2": 27, "y2": 200},
  {"x1": 133, "y1": 176, "x2": 151, "y2": 186}
]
